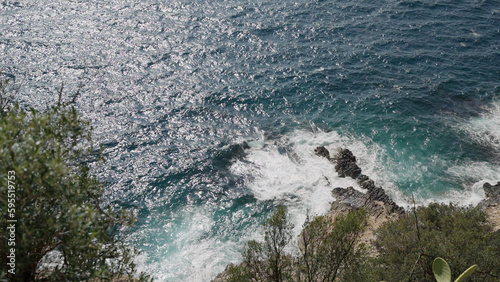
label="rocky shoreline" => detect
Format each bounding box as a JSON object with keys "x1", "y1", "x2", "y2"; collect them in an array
[
  {"x1": 213, "y1": 147, "x2": 500, "y2": 281},
  {"x1": 316, "y1": 146, "x2": 500, "y2": 231},
  {"x1": 314, "y1": 146, "x2": 500, "y2": 254},
  {"x1": 316, "y1": 145, "x2": 500, "y2": 212},
  {"x1": 314, "y1": 146, "x2": 404, "y2": 215}
]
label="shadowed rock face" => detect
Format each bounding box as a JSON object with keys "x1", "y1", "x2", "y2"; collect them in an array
[
  {"x1": 333, "y1": 148, "x2": 362, "y2": 179},
  {"x1": 314, "y1": 146, "x2": 331, "y2": 161},
  {"x1": 331, "y1": 186, "x2": 369, "y2": 209},
  {"x1": 478, "y1": 182, "x2": 500, "y2": 209},
  {"x1": 357, "y1": 175, "x2": 405, "y2": 214},
  {"x1": 484, "y1": 182, "x2": 500, "y2": 199},
  {"x1": 314, "y1": 146, "x2": 360, "y2": 178},
  {"x1": 315, "y1": 146, "x2": 405, "y2": 214}
]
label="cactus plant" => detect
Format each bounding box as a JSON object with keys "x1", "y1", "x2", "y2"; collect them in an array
[{"x1": 432, "y1": 257, "x2": 478, "y2": 282}]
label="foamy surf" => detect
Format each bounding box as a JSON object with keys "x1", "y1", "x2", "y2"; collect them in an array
[
  {"x1": 460, "y1": 101, "x2": 500, "y2": 153},
  {"x1": 230, "y1": 128, "x2": 408, "y2": 237},
  {"x1": 412, "y1": 160, "x2": 500, "y2": 208},
  {"x1": 137, "y1": 122, "x2": 500, "y2": 281},
  {"x1": 134, "y1": 205, "x2": 253, "y2": 282},
  {"x1": 438, "y1": 100, "x2": 500, "y2": 206}
]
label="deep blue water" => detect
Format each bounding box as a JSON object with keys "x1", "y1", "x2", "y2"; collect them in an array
[{"x1": 1, "y1": 0, "x2": 500, "y2": 280}]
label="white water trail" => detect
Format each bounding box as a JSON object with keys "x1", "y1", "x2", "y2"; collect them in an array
[{"x1": 135, "y1": 205, "x2": 252, "y2": 282}]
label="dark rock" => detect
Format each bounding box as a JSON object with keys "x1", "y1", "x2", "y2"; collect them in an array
[
  {"x1": 483, "y1": 182, "x2": 500, "y2": 199},
  {"x1": 333, "y1": 148, "x2": 362, "y2": 178},
  {"x1": 359, "y1": 179, "x2": 376, "y2": 191},
  {"x1": 478, "y1": 182, "x2": 500, "y2": 209},
  {"x1": 332, "y1": 186, "x2": 370, "y2": 209},
  {"x1": 314, "y1": 146, "x2": 331, "y2": 160},
  {"x1": 331, "y1": 186, "x2": 404, "y2": 215},
  {"x1": 332, "y1": 176, "x2": 405, "y2": 214},
  {"x1": 316, "y1": 146, "x2": 405, "y2": 214},
  {"x1": 387, "y1": 202, "x2": 405, "y2": 214},
  {"x1": 357, "y1": 174, "x2": 370, "y2": 183}
]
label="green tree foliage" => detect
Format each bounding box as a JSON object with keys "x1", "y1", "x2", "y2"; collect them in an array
[
  {"x1": 263, "y1": 206, "x2": 294, "y2": 282},
  {"x1": 226, "y1": 207, "x2": 369, "y2": 282},
  {"x1": 0, "y1": 80, "x2": 150, "y2": 281},
  {"x1": 298, "y1": 208, "x2": 369, "y2": 282},
  {"x1": 372, "y1": 203, "x2": 500, "y2": 282},
  {"x1": 238, "y1": 206, "x2": 294, "y2": 282}
]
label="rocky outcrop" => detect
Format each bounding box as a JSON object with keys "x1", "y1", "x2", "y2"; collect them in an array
[
  {"x1": 331, "y1": 186, "x2": 368, "y2": 209},
  {"x1": 358, "y1": 175, "x2": 404, "y2": 214},
  {"x1": 483, "y1": 182, "x2": 500, "y2": 201},
  {"x1": 478, "y1": 182, "x2": 500, "y2": 209},
  {"x1": 314, "y1": 146, "x2": 332, "y2": 161},
  {"x1": 315, "y1": 146, "x2": 405, "y2": 214},
  {"x1": 478, "y1": 182, "x2": 500, "y2": 231},
  {"x1": 332, "y1": 148, "x2": 362, "y2": 178},
  {"x1": 329, "y1": 186, "x2": 402, "y2": 255}
]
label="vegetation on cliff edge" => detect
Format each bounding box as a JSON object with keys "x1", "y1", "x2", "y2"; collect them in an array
[
  {"x1": 222, "y1": 203, "x2": 500, "y2": 282},
  {"x1": 0, "y1": 76, "x2": 150, "y2": 281}
]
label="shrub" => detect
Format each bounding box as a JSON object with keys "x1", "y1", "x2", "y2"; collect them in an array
[
  {"x1": 0, "y1": 82, "x2": 150, "y2": 281},
  {"x1": 237, "y1": 206, "x2": 294, "y2": 282},
  {"x1": 226, "y1": 207, "x2": 370, "y2": 282},
  {"x1": 372, "y1": 203, "x2": 500, "y2": 282},
  {"x1": 298, "y1": 208, "x2": 369, "y2": 282}
]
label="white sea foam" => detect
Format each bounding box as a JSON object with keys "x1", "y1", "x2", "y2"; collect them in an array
[
  {"x1": 444, "y1": 162, "x2": 500, "y2": 205},
  {"x1": 409, "y1": 160, "x2": 500, "y2": 207},
  {"x1": 460, "y1": 101, "x2": 500, "y2": 152},
  {"x1": 230, "y1": 128, "x2": 407, "y2": 237},
  {"x1": 134, "y1": 129, "x2": 406, "y2": 282},
  {"x1": 138, "y1": 118, "x2": 500, "y2": 281},
  {"x1": 136, "y1": 206, "x2": 253, "y2": 282},
  {"x1": 442, "y1": 100, "x2": 500, "y2": 206}
]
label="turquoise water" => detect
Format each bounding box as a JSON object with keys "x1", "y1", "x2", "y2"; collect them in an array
[{"x1": 1, "y1": 0, "x2": 500, "y2": 280}]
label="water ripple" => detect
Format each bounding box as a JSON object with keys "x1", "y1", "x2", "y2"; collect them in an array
[{"x1": 2, "y1": 0, "x2": 500, "y2": 280}]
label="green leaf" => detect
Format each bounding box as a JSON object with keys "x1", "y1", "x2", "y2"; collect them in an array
[
  {"x1": 454, "y1": 264, "x2": 478, "y2": 282},
  {"x1": 433, "y1": 257, "x2": 452, "y2": 282}
]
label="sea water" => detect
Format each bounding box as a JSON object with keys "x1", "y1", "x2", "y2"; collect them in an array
[{"x1": 1, "y1": 0, "x2": 499, "y2": 280}]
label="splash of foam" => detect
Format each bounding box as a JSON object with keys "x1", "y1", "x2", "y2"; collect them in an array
[
  {"x1": 437, "y1": 161, "x2": 500, "y2": 207},
  {"x1": 460, "y1": 101, "x2": 500, "y2": 152},
  {"x1": 137, "y1": 123, "x2": 500, "y2": 281},
  {"x1": 230, "y1": 128, "x2": 408, "y2": 236},
  {"x1": 135, "y1": 206, "x2": 253, "y2": 282},
  {"x1": 404, "y1": 99, "x2": 500, "y2": 207},
  {"x1": 444, "y1": 100, "x2": 500, "y2": 206}
]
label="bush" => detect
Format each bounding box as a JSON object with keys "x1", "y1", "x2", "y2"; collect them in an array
[
  {"x1": 298, "y1": 209, "x2": 369, "y2": 282},
  {"x1": 238, "y1": 206, "x2": 294, "y2": 282},
  {"x1": 372, "y1": 203, "x2": 500, "y2": 282},
  {"x1": 0, "y1": 82, "x2": 150, "y2": 281},
  {"x1": 226, "y1": 207, "x2": 369, "y2": 282}
]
